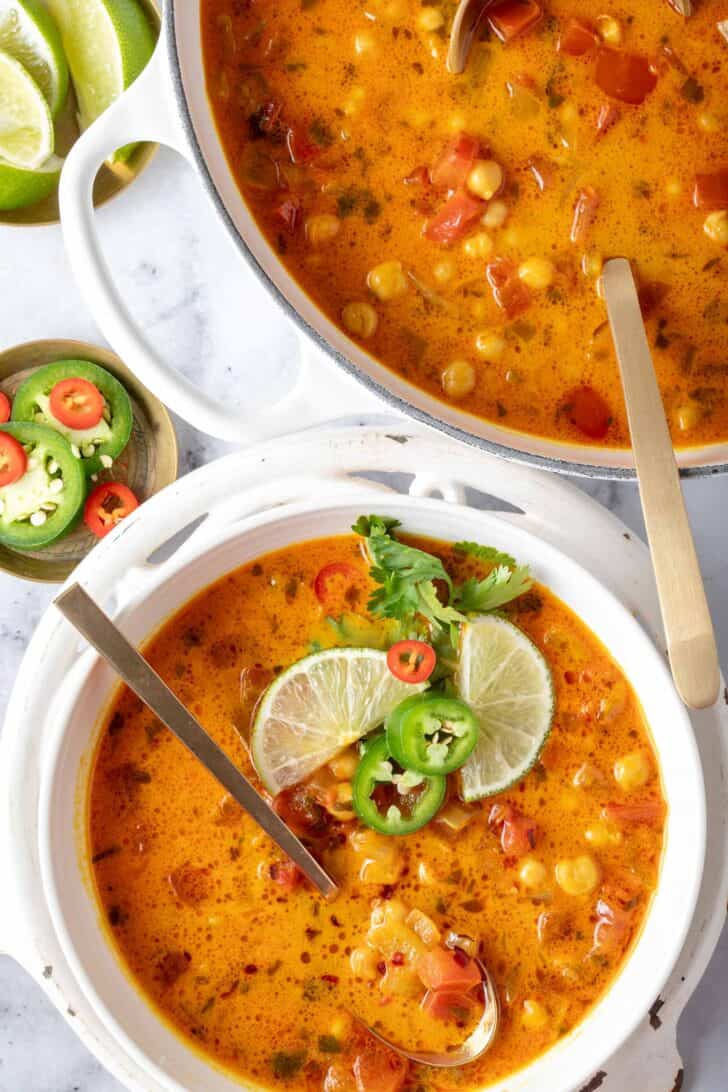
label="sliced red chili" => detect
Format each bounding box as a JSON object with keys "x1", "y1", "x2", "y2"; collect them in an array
[
  {"x1": 313, "y1": 561, "x2": 366, "y2": 609},
  {"x1": 431, "y1": 132, "x2": 481, "y2": 191},
  {"x1": 565, "y1": 385, "x2": 611, "y2": 440},
  {"x1": 487, "y1": 0, "x2": 542, "y2": 42},
  {"x1": 486, "y1": 257, "x2": 531, "y2": 319},
  {"x1": 84, "y1": 482, "x2": 139, "y2": 538},
  {"x1": 0, "y1": 391, "x2": 10, "y2": 424},
  {"x1": 594, "y1": 48, "x2": 658, "y2": 105},
  {"x1": 386, "y1": 640, "x2": 436, "y2": 684},
  {"x1": 0, "y1": 431, "x2": 27, "y2": 487},
  {"x1": 558, "y1": 18, "x2": 598, "y2": 56},
  {"x1": 693, "y1": 168, "x2": 728, "y2": 210},
  {"x1": 424, "y1": 190, "x2": 484, "y2": 245},
  {"x1": 50, "y1": 377, "x2": 104, "y2": 430}
]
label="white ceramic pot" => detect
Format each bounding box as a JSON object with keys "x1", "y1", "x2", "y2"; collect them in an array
[
  {"x1": 35, "y1": 501, "x2": 705, "y2": 1090},
  {"x1": 57, "y1": 4, "x2": 728, "y2": 479}
]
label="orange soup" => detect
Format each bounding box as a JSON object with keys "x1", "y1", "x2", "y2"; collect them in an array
[
  {"x1": 88, "y1": 522, "x2": 666, "y2": 1088},
  {"x1": 201, "y1": 1, "x2": 727, "y2": 450}
]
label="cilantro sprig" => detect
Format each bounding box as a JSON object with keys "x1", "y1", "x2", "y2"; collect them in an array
[{"x1": 352, "y1": 515, "x2": 533, "y2": 634}]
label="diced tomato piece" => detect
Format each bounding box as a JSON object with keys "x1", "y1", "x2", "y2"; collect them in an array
[
  {"x1": 637, "y1": 281, "x2": 669, "y2": 318},
  {"x1": 269, "y1": 859, "x2": 304, "y2": 890},
  {"x1": 0, "y1": 392, "x2": 10, "y2": 424},
  {"x1": 286, "y1": 125, "x2": 321, "y2": 164},
  {"x1": 421, "y1": 988, "x2": 476, "y2": 1021},
  {"x1": 352, "y1": 1039, "x2": 409, "y2": 1092},
  {"x1": 168, "y1": 865, "x2": 211, "y2": 906},
  {"x1": 431, "y1": 132, "x2": 481, "y2": 191},
  {"x1": 275, "y1": 196, "x2": 302, "y2": 233},
  {"x1": 416, "y1": 947, "x2": 481, "y2": 992},
  {"x1": 558, "y1": 18, "x2": 598, "y2": 56},
  {"x1": 594, "y1": 48, "x2": 658, "y2": 105},
  {"x1": 424, "y1": 190, "x2": 484, "y2": 244},
  {"x1": 488, "y1": 802, "x2": 538, "y2": 856},
  {"x1": 570, "y1": 185, "x2": 601, "y2": 243},
  {"x1": 596, "y1": 104, "x2": 620, "y2": 136},
  {"x1": 693, "y1": 168, "x2": 728, "y2": 210},
  {"x1": 273, "y1": 784, "x2": 332, "y2": 837},
  {"x1": 488, "y1": 0, "x2": 542, "y2": 43},
  {"x1": 564, "y1": 385, "x2": 611, "y2": 440},
  {"x1": 486, "y1": 257, "x2": 531, "y2": 319},
  {"x1": 602, "y1": 801, "x2": 665, "y2": 826},
  {"x1": 156, "y1": 950, "x2": 191, "y2": 987},
  {"x1": 404, "y1": 165, "x2": 432, "y2": 187},
  {"x1": 592, "y1": 898, "x2": 633, "y2": 954}
]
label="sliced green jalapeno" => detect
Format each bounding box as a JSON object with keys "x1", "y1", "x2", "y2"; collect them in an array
[
  {"x1": 385, "y1": 693, "x2": 479, "y2": 775},
  {"x1": 352, "y1": 734, "x2": 446, "y2": 835}
]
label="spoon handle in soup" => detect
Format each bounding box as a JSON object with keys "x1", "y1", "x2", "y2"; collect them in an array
[
  {"x1": 602, "y1": 258, "x2": 720, "y2": 710},
  {"x1": 54, "y1": 584, "x2": 338, "y2": 897}
]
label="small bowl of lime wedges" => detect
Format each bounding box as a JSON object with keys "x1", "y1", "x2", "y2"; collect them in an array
[{"x1": 0, "y1": 0, "x2": 159, "y2": 227}]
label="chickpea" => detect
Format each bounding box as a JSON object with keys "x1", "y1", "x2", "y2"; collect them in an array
[
  {"x1": 367, "y1": 260, "x2": 408, "y2": 301},
  {"x1": 674, "y1": 399, "x2": 702, "y2": 433},
  {"x1": 555, "y1": 855, "x2": 600, "y2": 896},
  {"x1": 475, "y1": 330, "x2": 506, "y2": 361},
  {"x1": 417, "y1": 6, "x2": 444, "y2": 30},
  {"x1": 433, "y1": 259, "x2": 456, "y2": 283},
  {"x1": 306, "y1": 214, "x2": 341, "y2": 246},
  {"x1": 442, "y1": 359, "x2": 476, "y2": 400},
  {"x1": 704, "y1": 210, "x2": 728, "y2": 246},
  {"x1": 482, "y1": 199, "x2": 508, "y2": 230},
  {"x1": 350, "y1": 946, "x2": 379, "y2": 979},
  {"x1": 518, "y1": 257, "x2": 555, "y2": 290},
  {"x1": 342, "y1": 301, "x2": 379, "y2": 338},
  {"x1": 463, "y1": 231, "x2": 494, "y2": 259},
  {"x1": 614, "y1": 751, "x2": 651, "y2": 791},
  {"x1": 329, "y1": 747, "x2": 359, "y2": 779},
  {"x1": 354, "y1": 30, "x2": 377, "y2": 55},
  {"x1": 697, "y1": 111, "x2": 720, "y2": 134},
  {"x1": 466, "y1": 160, "x2": 503, "y2": 201},
  {"x1": 585, "y1": 823, "x2": 621, "y2": 847},
  {"x1": 596, "y1": 14, "x2": 623, "y2": 45},
  {"x1": 519, "y1": 858, "x2": 548, "y2": 889},
  {"x1": 521, "y1": 999, "x2": 549, "y2": 1030}
]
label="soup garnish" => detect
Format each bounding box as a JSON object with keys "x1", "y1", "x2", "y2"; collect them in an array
[
  {"x1": 89, "y1": 519, "x2": 666, "y2": 1089},
  {"x1": 202, "y1": 1, "x2": 727, "y2": 450}
]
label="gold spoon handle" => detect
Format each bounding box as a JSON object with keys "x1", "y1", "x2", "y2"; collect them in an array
[
  {"x1": 54, "y1": 583, "x2": 338, "y2": 897},
  {"x1": 602, "y1": 258, "x2": 719, "y2": 710}
]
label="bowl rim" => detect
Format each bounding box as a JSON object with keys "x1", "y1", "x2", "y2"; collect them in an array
[{"x1": 37, "y1": 492, "x2": 706, "y2": 1092}]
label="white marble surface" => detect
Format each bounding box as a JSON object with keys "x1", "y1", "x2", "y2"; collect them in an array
[{"x1": 0, "y1": 148, "x2": 726, "y2": 1091}]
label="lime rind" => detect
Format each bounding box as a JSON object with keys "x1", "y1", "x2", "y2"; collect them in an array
[
  {"x1": 251, "y1": 647, "x2": 428, "y2": 794},
  {"x1": 0, "y1": 150, "x2": 61, "y2": 208},
  {"x1": 456, "y1": 615, "x2": 554, "y2": 801},
  {"x1": 0, "y1": 48, "x2": 53, "y2": 168},
  {"x1": 0, "y1": 0, "x2": 69, "y2": 116}
]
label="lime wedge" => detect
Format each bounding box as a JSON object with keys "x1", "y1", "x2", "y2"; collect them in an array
[
  {"x1": 0, "y1": 48, "x2": 52, "y2": 167},
  {"x1": 0, "y1": 0, "x2": 68, "y2": 117},
  {"x1": 252, "y1": 647, "x2": 428, "y2": 794},
  {"x1": 456, "y1": 615, "x2": 554, "y2": 801},
  {"x1": 46, "y1": 0, "x2": 155, "y2": 131},
  {"x1": 0, "y1": 149, "x2": 61, "y2": 207}
]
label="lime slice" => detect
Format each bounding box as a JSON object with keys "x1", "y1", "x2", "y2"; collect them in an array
[
  {"x1": 0, "y1": 149, "x2": 61, "y2": 208},
  {"x1": 456, "y1": 615, "x2": 554, "y2": 801},
  {"x1": 0, "y1": 0, "x2": 69, "y2": 117},
  {"x1": 252, "y1": 647, "x2": 428, "y2": 794},
  {"x1": 46, "y1": 0, "x2": 155, "y2": 131},
  {"x1": 0, "y1": 48, "x2": 52, "y2": 167}
]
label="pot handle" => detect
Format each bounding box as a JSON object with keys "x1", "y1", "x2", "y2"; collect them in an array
[{"x1": 59, "y1": 40, "x2": 380, "y2": 441}]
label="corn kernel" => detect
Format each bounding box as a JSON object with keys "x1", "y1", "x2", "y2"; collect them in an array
[
  {"x1": 521, "y1": 999, "x2": 549, "y2": 1030},
  {"x1": 613, "y1": 751, "x2": 651, "y2": 791},
  {"x1": 342, "y1": 301, "x2": 379, "y2": 338},
  {"x1": 329, "y1": 748, "x2": 359, "y2": 779},
  {"x1": 466, "y1": 159, "x2": 503, "y2": 201},
  {"x1": 447, "y1": 112, "x2": 467, "y2": 133},
  {"x1": 697, "y1": 111, "x2": 720, "y2": 134},
  {"x1": 674, "y1": 399, "x2": 702, "y2": 432},
  {"x1": 367, "y1": 260, "x2": 408, "y2": 301},
  {"x1": 584, "y1": 823, "x2": 610, "y2": 848},
  {"x1": 350, "y1": 946, "x2": 379, "y2": 979},
  {"x1": 344, "y1": 86, "x2": 366, "y2": 116},
  {"x1": 665, "y1": 177, "x2": 682, "y2": 198},
  {"x1": 306, "y1": 214, "x2": 341, "y2": 245},
  {"x1": 417, "y1": 6, "x2": 444, "y2": 30},
  {"x1": 329, "y1": 1015, "x2": 349, "y2": 1038},
  {"x1": 518, "y1": 257, "x2": 555, "y2": 290},
  {"x1": 596, "y1": 15, "x2": 622, "y2": 45},
  {"x1": 463, "y1": 231, "x2": 494, "y2": 259},
  {"x1": 433, "y1": 259, "x2": 456, "y2": 283},
  {"x1": 519, "y1": 858, "x2": 548, "y2": 889},
  {"x1": 581, "y1": 250, "x2": 603, "y2": 279},
  {"x1": 354, "y1": 29, "x2": 377, "y2": 55},
  {"x1": 442, "y1": 359, "x2": 476, "y2": 400},
  {"x1": 555, "y1": 855, "x2": 600, "y2": 896},
  {"x1": 482, "y1": 199, "x2": 508, "y2": 229},
  {"x1": 704, "y1": 210, "x2": 728, "y2": 246},
  {"x1": 475, "y1": 330, "x2": 506, "y2": 361},
  {"x1": 406, "y1": 908, "x2": 441, "y2": 946}
]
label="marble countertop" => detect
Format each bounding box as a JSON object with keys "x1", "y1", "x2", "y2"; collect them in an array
[{"x1": 0, "y1": 148, "x2": 726, "y2": 1091}]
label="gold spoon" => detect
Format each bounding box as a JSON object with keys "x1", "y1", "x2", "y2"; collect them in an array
[
  {"x1": 355, "y1": 956, "x2": 500, "y2": 1066},
  {"x1": 602, "y1": 258, "x2": 720, "y2": 710}
]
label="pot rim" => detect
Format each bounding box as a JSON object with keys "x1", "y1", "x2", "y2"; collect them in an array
[
  {"x1": 37, "y1": 492, "x2": 706, "y2": 1092},
  {"x1": 161, "y1": 1, "x2": 727, "y2": 482}
]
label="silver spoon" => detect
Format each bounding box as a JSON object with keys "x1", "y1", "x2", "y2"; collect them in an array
[
  {"x1": 54, "y1": 583, "x2": 338, "y2": 898},
  {"x1": 447, "y1": 0, "x2": 492, "y2": 74},
  {"x1": 355, "y1": 956, "x2": 500, "y2": 1067}
]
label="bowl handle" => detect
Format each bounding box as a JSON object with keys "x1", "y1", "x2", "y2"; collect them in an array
[{"x1": 58, "y1": 40, "x2": 381, "y2": 441}]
